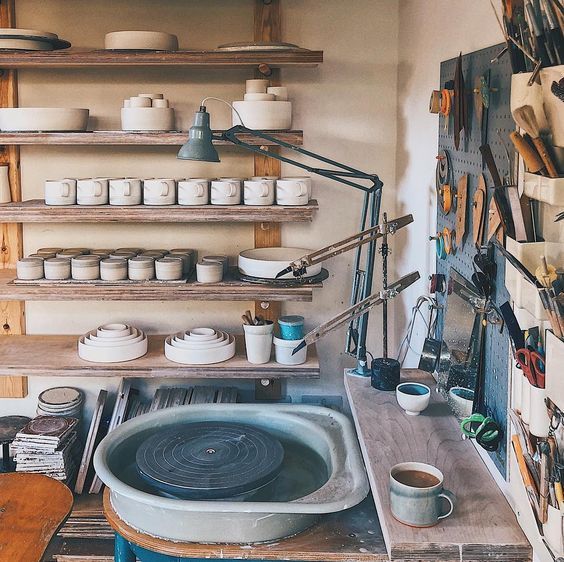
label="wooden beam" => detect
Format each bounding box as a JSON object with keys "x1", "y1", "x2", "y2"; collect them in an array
[{"x1": 0, "y1": 0, "x2": 26, "y2": 397}]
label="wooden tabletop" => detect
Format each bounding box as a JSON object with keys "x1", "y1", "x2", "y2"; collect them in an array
[
  {"x1": 102, "y1": 489, "x2": 388, "y2": 561},
  {"x1": 345, "y1": 370, "x2": 532, "y2": 562}
]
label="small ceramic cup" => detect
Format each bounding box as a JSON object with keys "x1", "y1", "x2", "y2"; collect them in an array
[
  {"x1": 202, "y1": 255, "x2": 229, "y2": 276},
  {"x1": 273, "y1": 336, "x2": 307, "y2": 365},
  {"x1": 389, "y1": 462, "x2": 455, "y2": 528},
  {"x1": 243, "y1": 321, "x2": 274, "y2": 364},
  {"x1": 128, "y1": 256, "x2": 155, "y2": 280},
  {"x1": 267, "y1": 86, "x2": 289, "y2": 101},
  {"x1": 152, "y1": 98, "x2": 169, "y2": 108},
  {"x1": 77, "y1": 178, "x2": 110, "y2": 205},
  {"x1": 169, "y1": 249, "x2": 196, "y2": 276},
  {"x1": 210, "y1": 179, "x2": 241, "y2": 205},
  {"x1": 395, "y1": 382, "x2": 431, "y2": 416},
  {"x1": 155, "y1": 257, "x2": 183, "y2": 281},
  {"x1": 143, "y1": 178, "x2": 176, "y2": 205},
  {"x1": 276, "y1": 178, "x2": 309, "y2": 206},
  {"x1": 130, "y1": 96, "x2": 152, "y2": 108},
  {"x1": 178, "y1": 178, "x2": 210, "y2": 206},
  {"x1": 43, "y1": 257, "x2": 71, "y2": 280},
  {"x1": 246, "y1": 79, "x2": 269, "y2": 93},
  {"x1": 196, "y1": 260, "x2": 223, "y2": 283},
  {"x1": 44, "y1": 179, "x2": 77, "y2": 206},
  {"x1": 244, "y1": 179, "x2": 275, "y2": 206},
  {"x1": 16, "y1": 257, "x2": 44, "y2": 280},
  {"x1": 71, "y1": 255, "x2": 101, "y2": 280},
  {"x1": 100, "y1": 258, "x2": 128, "y2": 281},
  {"x1": 109, "y1": 178, "x2": 142, "y2": 206}
]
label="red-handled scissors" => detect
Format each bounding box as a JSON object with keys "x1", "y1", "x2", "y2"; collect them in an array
[{"x1": 516, "y1": 348, "x2": 545, "y2": 388}]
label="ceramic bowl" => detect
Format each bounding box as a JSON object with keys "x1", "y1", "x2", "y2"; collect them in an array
[
  {"x1": 85, "y1": 328, "x2": 144, "y2": 347},
  {"x1": 78, "y1": 330, "x2": 148, "y2": 363},
  {"x1": 96, "y1": 323, "x2": 131, "y2": 338},
  {"x1": 395, "y1": 382, "x2": 431, "y2": 416},
  {"x1": 121, "y1": 107, "x2": 175, "y2": 132},
  {"x1": 187, "y1": 328, "x2": 217, "y2": 340},
  {"x1": 104, "y1": 31, "x2": 178, "y2": 51},
  {"x1": 164, "y1": 333, "x2": 236, "y2": 365},
  {"x1": 0, "y1": 108, "x2": 89, "y2": 132},
  {"x1": 232, "y1": 101, "x2": 291, "y2": 130},
  {"x1": 447, "y1": 386, "x2": 474, "y2": 419},
  {"x1": 171, "y1": 332, "x2": 228, "y2": 349},
  {"x1": 238, "y1": 247, "x2": 321, "y2": 280}
]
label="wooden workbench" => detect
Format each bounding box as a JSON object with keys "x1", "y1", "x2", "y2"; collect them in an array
[{"x1": 345, "y1": 369, "x2": 532, "y2": 562}]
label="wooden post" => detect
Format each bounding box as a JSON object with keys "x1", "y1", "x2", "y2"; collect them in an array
[
  {"x1": 0, "y1": 0, "x2": 27, "y2": 398},
  {"x1": 254, "y1": 0, "x2": 282, "y2": 324}
]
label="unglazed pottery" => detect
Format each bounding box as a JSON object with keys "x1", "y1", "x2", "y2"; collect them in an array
[
  {"x1": 238, "y1": 247, "x2": 321, "y2": 280},
  {"x1": 104, "y1": 31, "x2": 178, "y2": 51},
  {"x1": 0, "y1": 108, "x2": 89, "y2": 132}
]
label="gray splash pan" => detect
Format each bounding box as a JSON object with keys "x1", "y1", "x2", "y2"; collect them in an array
[{"x1": 93, "y1": 403, "x2": 369, "y2": 543}]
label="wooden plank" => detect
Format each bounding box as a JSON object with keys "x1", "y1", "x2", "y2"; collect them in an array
[
  {"x1": 0, "y1": 0, "x2": 26, "y2": 398},
  {"x1": 345, "y1": 370, "x2": 532, "y2": 562},
  {"x1": 0, "y1": 269, "x2": 320, "y2": 302},
  {"x1": 0, "y1": 199, "x2": 318, "y2": 224},
  {"x1": 103, "y1": 490, "x2": 387, "y2": 561},
  {"x1": 0, "y1": 334, "x2": 320, "y2": 379},
  {"x1": 0, "y1": 130, "x2": 303, "y2": 146},
  {"x1": 0, "y1": 49, "x2": 322, "y2": 69}
]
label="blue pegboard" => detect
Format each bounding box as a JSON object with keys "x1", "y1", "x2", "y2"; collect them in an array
[{"x1": 436, "y1": 44, "x2": 512, "y2": 477}]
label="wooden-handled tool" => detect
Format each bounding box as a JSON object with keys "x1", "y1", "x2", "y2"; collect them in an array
[
  {"x1": 509, "y1": 131, "x2": 545, "y2": 174},
  {"x1": 512, "y1": 435, "x2": 541, "y2": 524},
  {"x1": 513, "y1": 105, "x2": 559, "y2": 178},
  {"x1": 535, "y1": 256, "x2": 557, "y2": 288}
]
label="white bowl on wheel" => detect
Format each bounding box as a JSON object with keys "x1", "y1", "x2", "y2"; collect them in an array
[
  {"x1": 0, "y1": 108, "x2": 89, "y2": 131},
  {"x1": 232, "y1": 101, "x2": 292, "y2": 130},
  {"x1": 238, "y1": 247, "x2": 321, "y2": 280},
  {"x1": 105, "y1": 31, "x2": 178, "y2": 51}
]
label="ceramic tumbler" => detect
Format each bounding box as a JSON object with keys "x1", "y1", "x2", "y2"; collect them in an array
[
  {"x1": 44, "y1": 257, "x2": 71, "y2": 280},
  {"x1": 109, "y1": 178, "x2": 142, "y2": 206},
  {"x1": 389, "y1": 462, "x2": 455, "y2": 527},
  {"x1": 0, "y1": 166, "x2": 11, "y2": 204},
  {"x1": 143, "y1": 178, "x2": 176, "y2": 205},
  {"x1": 44, "y1": 178, "x2": 77, "y2": 206},
  {"x1": 155, "y1": 257, "x2": 183, "y2": 281},
  {"x1": 244, "y1": 179, "x2": 275, "y2": 206},
  {"x1": 196, "y1": 260, "x2": 223, "y2": 283},
  {"x1": 202, "y1": 255, "x2": 229, "y2": 276},
  {"x1": 77, "y1": 178, "x2": 109, "y2": 205},
  {"x1": 178, "y1": 178, "x2": 209, "y2": 206},
  {"x1": 243, "y1": 322, "x2": 274, "y2": 364}
]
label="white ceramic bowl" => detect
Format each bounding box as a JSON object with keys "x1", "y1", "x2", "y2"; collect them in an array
[
  {"x1": 395, "y1": 382, "x2": 431, "y2": 416},
  {"x1": 238, "y1": 247, "x2": 321, "y2": 280},
  {"x1": 121, "y1": 107, "x2": 175, "y2": 132},
  {"x1": 232, "y1": 101, "x2": 292, "y2": 130},
  {"x1": 96, "y1": 323, "x2": 131, "y2": 338},
  {"x1": 187, "y1": 328, "x2": 217, "y2": 340},
  {"x1": 164, "y1": 334, "x2": 236, "y2": 365},
  {"x1": 104, "y1": 31, "x2": 178, "y2": 51},
  {"x1": 171, "y1": 332, "x2": 229, "y2": 350},
  {"x1": 78, "y1": 331, "x2": 148, "y2": 363},
  {"x1": 0, "y1": 108, "x2": 89, "y2": 132},
  {"x1": 84, "y1": 330, "x2": 145, "y2": 348}
]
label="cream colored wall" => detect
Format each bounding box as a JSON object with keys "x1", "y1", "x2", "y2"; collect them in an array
[{"x1": 1, "y1": 0, "x2": 400, "y2": 418}]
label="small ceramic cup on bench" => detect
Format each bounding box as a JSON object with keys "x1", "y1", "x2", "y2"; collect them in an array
[{"x1": 45, "y1": 179, "x2": 77, "y2": 206}]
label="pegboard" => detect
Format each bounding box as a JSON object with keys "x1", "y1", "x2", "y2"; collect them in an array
[{"x1": 436, "y1": 43, "x2": 512, "y2": 477}]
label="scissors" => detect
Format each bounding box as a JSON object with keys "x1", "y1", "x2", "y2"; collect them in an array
[{"x1": 516, "y1": 347, "x2": 545, "y2": 388}]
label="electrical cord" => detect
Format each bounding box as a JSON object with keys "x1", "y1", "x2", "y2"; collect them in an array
[{"x1": 200, "y1": 97, "x2": 247, "y2": 128}]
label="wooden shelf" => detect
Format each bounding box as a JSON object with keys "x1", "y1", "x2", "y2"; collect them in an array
[
  {"x1": 0, "y1": 199, "x2": 318, "y2": 223},
  {"x1": 345, "y1": 370, "x2": 532, "y2": 562},
  {"x1": 0, "y1": 269, "x2": 320, "y2": 302},
  {"x1": 0, "y1": 334, "x2": 319, "y2": 379},
  {"x1": 0, "y1": 130, "x2": 303, "y2": 146},
  {"x1": 0, "y1": 48, "x2": 323, "y2": 69}
]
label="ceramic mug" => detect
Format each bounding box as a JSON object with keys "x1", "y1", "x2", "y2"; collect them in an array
[
  {"x1": 211, "y1": 179, "x2": 241, "y2": 205},
  {"x1": 109, "y1": 178, "x2": 142, "y2": 206},
  {"x1": 45, "y1": 178, "x2": 77, "y2": 206},
  {"x1": 276, "y1": 178, "x2": 309, "y2": 206},
  {"x1": 178, "y1": 178, "x2": 209, "y2": 206},
  {"x1": 282, "y1": 176, "x2": 312, "y2": 198},
  {"x1": 143, "y1": 178, "x2": 176, "y2": 205},
  {"x1": 244, "y1": 179, "x2": 275, "y2": 206},
  {"x1": 77, "y1": 178, "x2": 110, "y2": 205},
  {"x1": 389, "y1": 462, "x2": 455, "y2": 527}
]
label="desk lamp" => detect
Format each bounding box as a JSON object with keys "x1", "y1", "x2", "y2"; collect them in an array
[{"x1": 178, "y1": 98, "x2": 383, "y2": 376}]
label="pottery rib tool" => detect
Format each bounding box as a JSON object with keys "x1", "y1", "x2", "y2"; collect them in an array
[
  {"x1": 487, "y1": 196, "x2": 503, "y2": 241},
  {"x1": 513, "y1": 105, "x2": 559, "y2": 177},
  {"x1": 455, "y1": 175, "x2": 468, "y2": 247},
  {"x1": 473, "y1": 175, "x2": 487, "y2": 246},
  {"x1": 453, "y1": 52, "x2": 468, "y2": 150}
]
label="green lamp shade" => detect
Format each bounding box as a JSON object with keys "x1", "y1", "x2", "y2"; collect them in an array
[{"x1": 177, "y1": 108, "x2": 220, "y2": 162}]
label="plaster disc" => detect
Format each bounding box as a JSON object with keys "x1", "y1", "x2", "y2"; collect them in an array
[
  {"x1": 26, "y1": 416, "x2": 74, "y2": 436},
  {"x1": 136, "y1": 421, "x2": 284, "y2": 499},
  {"x1": 38, "y1": 387, "x2": 83, "y2": 407},
  {"x1": 0, "y1": 416, "x2": 31, "y2": 444}
]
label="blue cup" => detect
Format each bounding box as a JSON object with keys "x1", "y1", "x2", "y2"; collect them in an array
[{"x1": 277, "y1": 315, "x2": 304, "y2": 340}]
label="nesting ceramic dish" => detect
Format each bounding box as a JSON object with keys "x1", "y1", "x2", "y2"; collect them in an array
[
  {"x1": 0, "y1": 108, "x2": 89, "y2": 132},
  {"x1": 238, "y1": 247, "x2": 321, "y2": 280},
  {"x1": 37, "y1": 387, "x2": 83, "y2": 418},
  {"x1": 0, "y1": 29, "x2": 71, "y2": 51},
  {"x1": 78, "y1": 324, "x2": 148, "y2": 363},
  {"x1": 165, "y1": 328, "x2": 236, "y2": 365},
  {"x1": 105, "y1": 31, "x2": 179, "y2": 51}
]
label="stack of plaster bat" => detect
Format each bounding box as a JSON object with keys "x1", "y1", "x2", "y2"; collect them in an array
[{"x1": 12, "y1": 416, "x2": 79, "y2": 485}]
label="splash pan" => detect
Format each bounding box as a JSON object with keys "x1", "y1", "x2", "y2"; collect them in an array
[{"x1": 93, "y1": 404, "x2": 369, "y2": 543}]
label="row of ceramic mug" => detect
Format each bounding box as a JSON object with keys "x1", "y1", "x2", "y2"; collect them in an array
[{"x1": 44, "y1": 176, "x2": 312, "y2": 207}]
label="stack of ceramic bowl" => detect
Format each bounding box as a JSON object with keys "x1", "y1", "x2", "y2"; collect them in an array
[
  {"x1": 121, "y1": 93, "x2": 175, "y2": 131},
  {"x1": 165, "y1": 328, "x2": 236, "y2": 365},
  {"x1": 37, "y1": 387, "x2": 84, "y2": 419},
  {"x1": 78, "y1": 323, "x2": 148, "y2": 363},
  {"x1": 232, "y1": 79, "x2": 291, "y2": 130}
]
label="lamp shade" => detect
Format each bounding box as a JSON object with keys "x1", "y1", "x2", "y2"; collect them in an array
[{"x1": 177, "y1": 108, "x2": 220, "y2": 162}]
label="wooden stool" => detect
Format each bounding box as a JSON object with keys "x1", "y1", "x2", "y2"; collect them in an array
[
  {"x1": 0, "y1": 416, "x2": 30, "y2": 472},
  {"x1": 0, "y1": 473, "x2": 73, "y2": 561}
]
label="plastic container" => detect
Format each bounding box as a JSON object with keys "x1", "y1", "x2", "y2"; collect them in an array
[
  {"x1": 277, "y1": 315, "x2": 305, "y2": 340},
  {"x1": 243, "y1": 322, "x2": 274, "y2": 364},
  {"x1": 273, "y1": 336, "x2": 306, "y2": 365}
]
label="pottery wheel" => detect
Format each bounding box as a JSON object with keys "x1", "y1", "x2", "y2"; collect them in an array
[
  {"x1": 136, "y1": 422, "x2": 284, "y2": 499},
  {"x1": 0, "y1": 416, "x2": 31, "y2": 444}
]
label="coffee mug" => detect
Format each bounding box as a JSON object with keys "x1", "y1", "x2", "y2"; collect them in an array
[
  {"x1": 276, "y1": 178, "x2": 309, "y2": 206},
  {"x1": 45, "y1": 178, "x2": 77, "y2": 206},
  {"x1": 144, "y1": 178, "x2": 176, "y2": 205},
  {"x1": 77, "y1": 178, "x2": 109, "y2": 206},
  {"x1": 389, "y1": 462, "x2": 455, "y2": 527},
  {"x1": 178, "y1": 178, "x2": 209, "y2": 206},
  {"x1": 109, "y1": 178, "x2": 142, "y2": 206},
  {"x1": 284, "y1": 176, "x2": 312, "y2": 198},
  {"x1": 211, "y1": 179, "x2": 241, "y2": 205},
  {"x1": 244, "y1": 179, "x2": 275, "y2": 206}
]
